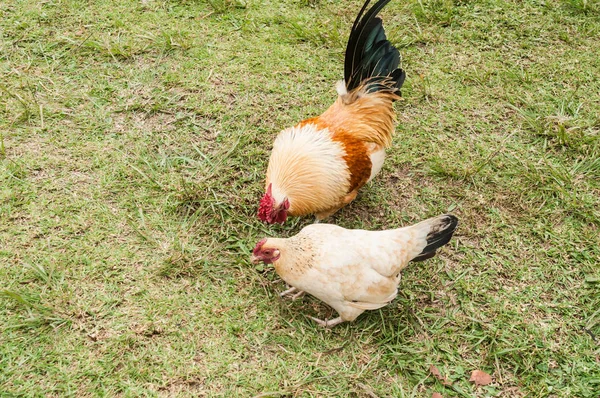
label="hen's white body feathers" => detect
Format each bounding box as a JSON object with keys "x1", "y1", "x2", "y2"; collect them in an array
[{"x1": 269, "y1": 221, "x2": 433, "y2": 323}]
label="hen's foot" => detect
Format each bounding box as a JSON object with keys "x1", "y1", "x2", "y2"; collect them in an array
[{"x1": 308, "y1": 316, "x2": 344, "y2": 328}]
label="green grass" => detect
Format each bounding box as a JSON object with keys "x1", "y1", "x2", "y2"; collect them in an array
[{"x1": 1, "y1": 0, "x2": 599, "y2": 396}]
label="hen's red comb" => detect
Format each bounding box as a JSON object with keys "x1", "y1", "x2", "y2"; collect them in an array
[{"x1": 253, "y1": 238, "x2": 267, "y2": 255}]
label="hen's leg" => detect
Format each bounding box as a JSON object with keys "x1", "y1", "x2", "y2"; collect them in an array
[
  {"x1": 280, "y1": 286, "x2": 306, "y2": 299},
  {"x1": 279, "y1": 286, "x2": 298, "y2": 297},
  {"x1": 309, "y1": 316, "x2": 344, "y2": 328}
]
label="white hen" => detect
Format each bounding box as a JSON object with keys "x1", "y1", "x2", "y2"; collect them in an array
[{"x1": 251, "y1": 214, "x2": 458, "y2": 327}]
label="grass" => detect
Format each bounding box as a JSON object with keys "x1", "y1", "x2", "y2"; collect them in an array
[{"x1": 1, "y1": 0, "x2": 599, "y2": 396}]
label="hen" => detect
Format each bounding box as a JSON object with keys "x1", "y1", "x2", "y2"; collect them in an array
[
  {"x1": 251, "y1": 214, "x2": 458, "y2": 327},
  {"x1": 258, "y1": 0, "x2": 406, "y2": 224}
]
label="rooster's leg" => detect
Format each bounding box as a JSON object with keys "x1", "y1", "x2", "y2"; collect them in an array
[
  {"x1": 314, "y1": 207, "x2": 341, "y2": 222},
  {"x1": 308, "y1": 316, "x2": 344, "y2": 328},
  {"x1": 314, "y1": 190, "x2": 359, "y2": 222},
  {"x1": 291, "y1": 290, "x2": 305, "y2": 300}
]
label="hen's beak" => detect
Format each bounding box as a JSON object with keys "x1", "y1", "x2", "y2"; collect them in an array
[{"x1": 250, "y1": 255, "x2": 261, "y2": 265}]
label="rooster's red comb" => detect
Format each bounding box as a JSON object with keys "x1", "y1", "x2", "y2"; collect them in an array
[{"x1": 258, "y1": 184, "x2": 274, "y2": 222}]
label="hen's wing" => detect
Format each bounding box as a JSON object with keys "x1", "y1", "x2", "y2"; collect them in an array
[{"x1": 300, "y1": 225, "x2": 419, "y2": 307}]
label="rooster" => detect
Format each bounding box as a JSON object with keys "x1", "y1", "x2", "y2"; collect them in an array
[
  {"x1": 258, "y1": 0, "x2": 406, "y2": 224},
  {"x1": 251, "y1": 214, "x2": 458, "y2": 327}
]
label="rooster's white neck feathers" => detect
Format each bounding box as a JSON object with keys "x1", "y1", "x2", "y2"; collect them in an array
[{"x1": 266, "y1": 124, "x2": 350, "y2": 215}]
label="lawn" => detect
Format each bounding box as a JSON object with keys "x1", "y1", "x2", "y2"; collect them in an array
[{"x1": 1, "y1": 0, "x2": 599, "y2": 396}]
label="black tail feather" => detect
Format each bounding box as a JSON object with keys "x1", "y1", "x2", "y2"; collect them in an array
[
  {"x1": 344, "y1": 0, "x2": 405, "y2": 93},
  {"x1": 411, "y1": 214, "x2": 459, "y2": 262}
]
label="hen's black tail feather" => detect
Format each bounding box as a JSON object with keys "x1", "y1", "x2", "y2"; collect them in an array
[
  {"x1": 344, "y1": 0, "x2": 405, "y2": 94},
  {"x1": 411, "y1": 214, "x2": 459, "y2": 262}
]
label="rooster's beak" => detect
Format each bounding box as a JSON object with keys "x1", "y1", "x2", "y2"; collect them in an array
[{"x1": 250, "y1": 255, "x2": 261, "y2": 265}]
